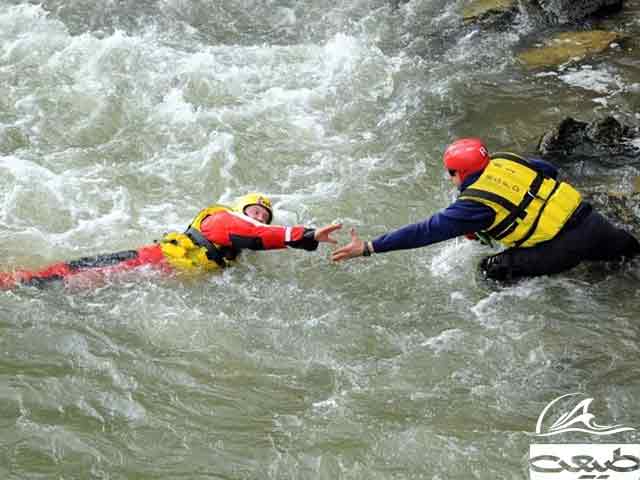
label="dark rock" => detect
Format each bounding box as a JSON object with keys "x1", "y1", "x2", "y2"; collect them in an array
[
  {"x1": 537, "y1": 117, "x2": 589, "y2": 158},
  {"x1": 586, "y1": 115, "x2": 625, "y2": 144},
  {"x1": 533, "y1": 0, "x2": 624, "y2": 24},
  {"x1": 537, "y1": 116, "x2": 640, "y2": 165},
  {"x1": 460, "y1": 0, "x2": 626, "y2": 32}
]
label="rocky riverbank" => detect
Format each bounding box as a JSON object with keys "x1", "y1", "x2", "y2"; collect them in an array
[{"x1": 461, "y1": 0, "x2": 640, "y2": 234}]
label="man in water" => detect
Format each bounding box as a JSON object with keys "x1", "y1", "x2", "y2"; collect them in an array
[
  {"x1": 332, "y1": 138, "x2": 640, "y2": 281},
  {"x1": 0, "y1": 193, "x2": 341, "y2": 288}
]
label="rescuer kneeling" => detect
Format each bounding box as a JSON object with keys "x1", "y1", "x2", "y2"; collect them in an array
[{"x1": 332, "y1": 138, "x2": 640, "y2": 281}]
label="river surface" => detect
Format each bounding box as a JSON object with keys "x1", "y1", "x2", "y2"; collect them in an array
[{"x1": 1, "y1": 1, "x2": 640, "y2": 479}]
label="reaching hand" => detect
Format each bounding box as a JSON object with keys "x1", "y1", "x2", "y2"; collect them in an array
[
  {"x1": 314, "y1": 224, "x2": 342, "y2": 244},
  {"x1": 331, "y1": 228, "x2": 365, "y2": 262}
]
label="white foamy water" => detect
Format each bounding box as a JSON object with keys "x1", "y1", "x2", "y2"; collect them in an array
[{"x1": 559, "y1": 65, "x2": 626, "y2": 95}]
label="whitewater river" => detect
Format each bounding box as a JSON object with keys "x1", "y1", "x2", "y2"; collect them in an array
[{"x1": 1, "y1": 1, "x2": 640, "y2": 478}]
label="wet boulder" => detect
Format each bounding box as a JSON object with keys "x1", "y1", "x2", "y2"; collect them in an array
[
  {"x1": 462, "y1": 0, "x2": 519, "y2": 29},
  {"x1": 516, "y1": 30, "x2": 623, "y2": 69},
  {"x1": 537, "y1": 116, "x2": 640, "y2": 165},
  {"x1": 533, "y1": 0, "x2": 624, "y2": 24},
  {"x1": 461, "y1": 0, "x2": 625, "y2": 29}
]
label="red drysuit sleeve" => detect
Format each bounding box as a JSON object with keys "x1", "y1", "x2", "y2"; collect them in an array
[{"x1": 199, "y1": 210, "x2": 318, "y2": 251}]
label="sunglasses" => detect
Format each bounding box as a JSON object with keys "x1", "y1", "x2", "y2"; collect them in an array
[{"x1": 448, "y1": 169, "x2": 456, "y2": 176}]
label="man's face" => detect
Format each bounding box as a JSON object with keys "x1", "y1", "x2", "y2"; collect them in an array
[
  {"x1": 244, "y1": 204, "x2": 271, "y2": 224},
  {"x1": 448, "y1": 169, "x2": 462, "y2": 188}
]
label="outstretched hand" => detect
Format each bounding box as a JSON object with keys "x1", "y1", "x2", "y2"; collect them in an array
[
  {"x1": 314, "y1": 224, "x2": 342, "y2": 244},
  {"x1": 331, "y1": 228, "x2": 365, "y2": 262}
]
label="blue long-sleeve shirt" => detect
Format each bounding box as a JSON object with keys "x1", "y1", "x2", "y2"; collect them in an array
[{"x1": 371, "y1": 157, "x2": 558, "y2": 253}]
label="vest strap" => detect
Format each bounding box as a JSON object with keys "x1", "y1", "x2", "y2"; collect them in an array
[
  {"x1": 490, "y1": 171, "x2": 545, "y2": 239},
  {"x1": 491, "y1": 152, "x2": 531, "y2": 167},
  {"x1": 185, "y1": 227, "x2": 227, "y2": 269},
  {"x1": 460, "y1": 189, "x2": 521, "y2": 216},
  {"x1": 512, "y1": 180, "x2": 561, "y2": 248},
  {"x1": 462, "y1": 155, "x2": 547, "y2": 240}
]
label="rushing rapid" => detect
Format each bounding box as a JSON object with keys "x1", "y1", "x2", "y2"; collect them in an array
[{"x1": 1, "y1": 1, "x2": 639, "y2": 478}]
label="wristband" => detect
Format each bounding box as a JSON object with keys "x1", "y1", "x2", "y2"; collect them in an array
[{"x1": 362, "y1": 241, "x2": 371, "y2": 257}]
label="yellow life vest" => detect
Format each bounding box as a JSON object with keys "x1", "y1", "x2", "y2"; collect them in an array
[
  {"x1": 159, "y1": 204, "x2": 235, "y2": 271},
  {"x1": 458, "y1": 153, "x2": 582, "y2": 248}
]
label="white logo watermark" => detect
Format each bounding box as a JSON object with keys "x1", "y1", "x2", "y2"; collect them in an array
[
  {"x1": 530, "y1": 393, "x2": 639, "y2": 480},
  {"x1": 536, "y1": 393, "x2": 635, "y2": 437}
]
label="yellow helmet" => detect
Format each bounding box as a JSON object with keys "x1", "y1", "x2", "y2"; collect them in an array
[{"x1": 234, "y1": 193, "x2": 273, "y2": 224}]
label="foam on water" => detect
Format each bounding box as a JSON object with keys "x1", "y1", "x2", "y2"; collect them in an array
[
  {"x1": 470, "y1": 280, "x2": 547, "y2": 333},
  {"x1": 429, "y1": 237, "x2": 482, "y2": 281},
  {"x1": 558, "y1": 65, "x2": 626, "y2": 95},
  {"x1": 1, "y1": 10, "x2": 363, "y2": 246},
  {"x1": 421, "y1": 328, "x2": 465, "y2": 354}
]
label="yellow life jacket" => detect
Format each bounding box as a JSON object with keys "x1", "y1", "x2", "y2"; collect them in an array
[
  {"x1": 159, "y1": 204, "x2": 235, "y2": 271},
  {"x1": 458, "y1": 153, "x2": 582, "y2": 248}
]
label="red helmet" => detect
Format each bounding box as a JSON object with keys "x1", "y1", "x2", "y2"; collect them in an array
[{"x1": 443, "y1": 138, "x2": 489, "y2": 182}]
